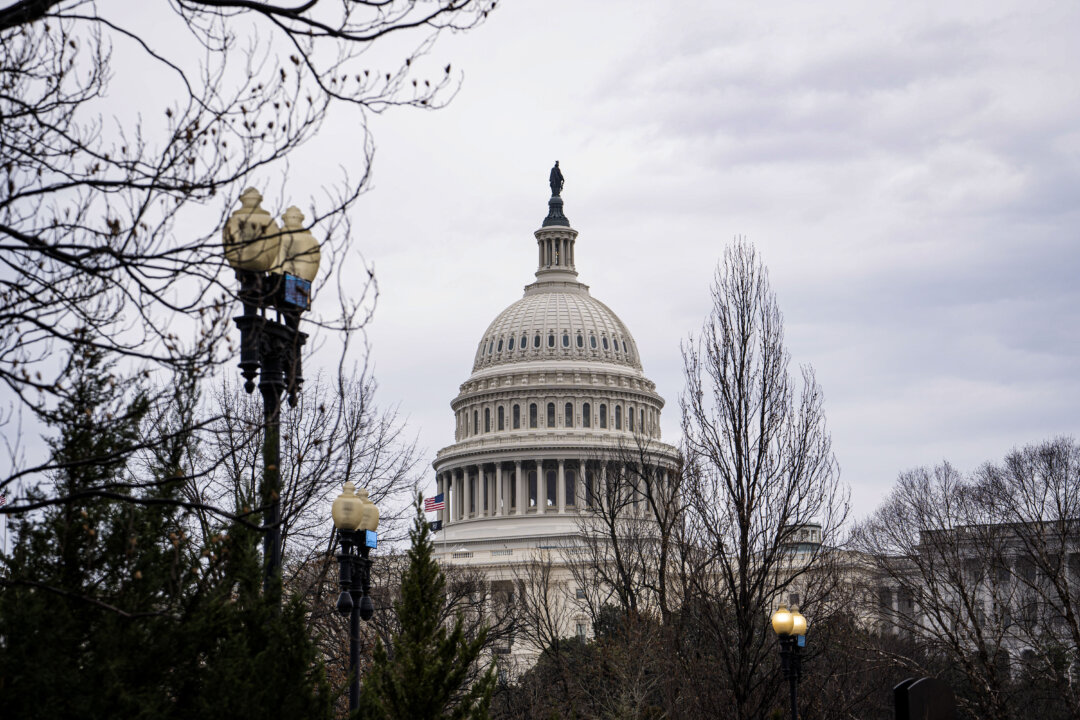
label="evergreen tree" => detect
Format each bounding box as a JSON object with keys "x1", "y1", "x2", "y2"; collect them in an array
[
  {"x1": 0, "y1": 342, "x2": 333, "y2": 720},
  {"x1": 358, "y1": 495, "x2": 496, "y2": 720}
]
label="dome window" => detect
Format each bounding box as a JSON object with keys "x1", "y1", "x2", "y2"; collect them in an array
[
  {"x1": 576, "y1": 334, "x2": 583, "y2": 348},
  {"x1": 533, "y1": 334, "x2": 541, "y2": 349},
  {"x1": 497, "y1": 339, "x2": 503, "y2": 352},
  {"x1": 602, "y1": 336, "x2": 609, "y2": 350},
  {"x1": 529, "y1": 403, "x2": 538, "y2": 429},
  {"x1": 623, "y1": 341, "x2": 628, "y2": 354},
  {"x1": 497, "y1": 406, "x2": 505, "y2": 431},
  {"x1": 583, "y1": 402, "x2": 591, "y2": 428},
  {"x1": 565, "y1": 402, "x2": 573, "y2": 427},
  {"x1": 488, "y1": 340, "x2": 494, "y2": 354},
  {"x1": 484, "y1": 407, "x2": 491, "y2": 433},
  {"x1": 590, "y1": 335, "x2": 597, "y2": 349},
  {"x1": 548, "y1": 333, "x2": 555, "y2": 348},
  {"x1": 615, "y1": 405, "x2": 622, "y2": 430},
  {"x1": 513, "y1": 404, "x2": 521, "y2": 429},
  {"x1": 562, "y1": 333, "x2": 569, "y2": 348},
  {"x1": 508, "y1": 336, "x2": 515, "y2": 351},
  {"x1": 628, "y1": 407, "x2": 634, "y2": 431},
  {"x1": 546, "y1": 402, "x2": 555, "y2": 427},
  {"x1": 600, "y1": 404, "x2": 607, "y2": 429}
]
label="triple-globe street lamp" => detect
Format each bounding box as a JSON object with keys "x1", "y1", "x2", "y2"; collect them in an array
[
  {"x1": 222, "y1": 188, "x2": 321, "y2": 597},
  {"x1": 771, "y1": 603, "x2": 809, "y2": 720},
  {"x1": 330, "y1": 481, "x2": 380, "y2": 714}
]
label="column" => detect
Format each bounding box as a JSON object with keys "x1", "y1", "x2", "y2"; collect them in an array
[
  {"x1": 576, "y1": 460, "x2": 586, "y2": 512},
  {"x1": 437, "y1": 473, "x2": 445, "y2": 526},
  {"x1": 536, "y1": 459, "x2": 545, "y2": 514},
  {"x1": 496, "y1": 464, "x2": 504, "y2": 516},
  {"x1": 463, "y1": 466, "x2": 472, "y2": 519},
  {"x1": 515, "y1": 461, "x2": 524, "y2": 516},
  {"x1": 557, "y1": 459, "x2": 566, "y2": 513}
]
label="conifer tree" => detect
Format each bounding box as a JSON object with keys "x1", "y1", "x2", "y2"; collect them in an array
[
  {"x1": 357, "y1": 495, "x2": 496, "y2": 720},
  {"x1": 0, "y1": 342, "x2": 334, "y2": 720}
]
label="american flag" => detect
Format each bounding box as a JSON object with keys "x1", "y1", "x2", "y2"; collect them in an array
[{"x1": 424, "y1": 493, "x2": 445, "y2": 513}]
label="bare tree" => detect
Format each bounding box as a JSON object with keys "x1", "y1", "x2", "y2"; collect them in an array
[
  {"x1": 0, "y1": 0, "x2": 495, "y2": 509},
  {"x1": 679, "y1": 238, "x2": 848, "y2": 720}
]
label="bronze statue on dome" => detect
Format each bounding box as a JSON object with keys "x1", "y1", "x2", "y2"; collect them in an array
[{"x1": 549, "y1": 161, "x2": 564, "y2": 197}]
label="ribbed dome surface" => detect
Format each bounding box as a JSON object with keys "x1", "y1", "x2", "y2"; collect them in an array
[{"x1": 472, "y1": 283, "x2": 642, "y2": 372}]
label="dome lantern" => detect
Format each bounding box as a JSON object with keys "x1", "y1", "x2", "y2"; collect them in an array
[{"x1": 535, "y1": 161, "x2": 579, "y2": 282}]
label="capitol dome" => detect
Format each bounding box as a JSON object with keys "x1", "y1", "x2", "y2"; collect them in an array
[{"x1": 432, "y1": 166, "x2": 679, "y2": 553}]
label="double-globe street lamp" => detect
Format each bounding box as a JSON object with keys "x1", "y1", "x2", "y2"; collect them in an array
[
  {"x1": 771, "y1": 603, "x2": 809, "y2": 720},
  {"x1": 222, "y1": 188, "x2": 321, "y2": 597},
  {"x1": 331, "y1": 482, "x2": 380, "y2": 714}
]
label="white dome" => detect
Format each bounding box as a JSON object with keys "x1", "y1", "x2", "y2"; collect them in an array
[{"x1": 472, "y1": 282, "x2": 642, "y2": 372}]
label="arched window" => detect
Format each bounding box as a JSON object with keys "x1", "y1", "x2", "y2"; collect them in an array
[
  {"x1": 566, "y1": 469, "x2": 576, "y2": 506},
  {"x1": 582, "y1": 402, "x2": 591, "y2": 428},
  {"x1": 522, "y1": 334, "x2": 529, "y2": 350},
  {"x1": 513, "y1": 404, "x2": 521, "y2": 429},
  {"x1": 623, "y1": 341, "x2": 628, "y2": 354},
  {"x1": 577, "y1": 334, "x2": 584, "y2": 348},
  {"x1": 484, "y1": 407, "x2": 491, "y2": 433},
  {"x1": 533, "y1": 334, "x2": 541, "y2": 348},
  {"x1": 615, "y1": 405, "x2": 622, "y2": 430},
  {"x1": 497, "y1": 338, "x2": 503, "y2": 352},
  {"x1": 489, "y1": 340, "x2": 494, "y2": 354},
  {"x1": 529, "y1": 403, "x2": 538, "y2": 429},
  {"x1": 562, "y1": 333, "x2": 569, "y2": 347},
  {"x1": 528, "y1": 470, "x2": 538, "y2": 507},
  {"x1": 600, "y1": 404, "x2": 607, "y2": 429},
  {"x1": 548, "y1": 333, "x2": 555, "y2": 348},
  {"x1": 497, "y1": 406, "x2": 505, "y2": 431},
  {"x1": 546, "y1": 470, "x2": 557, "y2": 507},
  {"x1": 473, "y1": 410, "x2": 479, "y2": 434},
  {"x1": 508, "y1": 336, "x2": 515, "y2": 351},
  {"x1": 590, "y1": 335, "x2": 597, "y2": 349},
  {"x1": 602, "y1": 336, "x2": 609, "y2": 350},
  {"x1": 629, "y1": 406, "x2": 635, "y2": 432},
  {"x1": 565, "y1": 402, "x2": 574, "y2": 427},
  {"x1": 546, "y1": 402, "x2": 555, "y2": 427},
  {"x1": 640, "y1": 409, "x2": 645, "y2": 433}
]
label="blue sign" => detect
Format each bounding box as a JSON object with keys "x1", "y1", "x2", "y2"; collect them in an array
[
  {"x1": 284, "y1": 274, "x2": 311, "y2": 309},
  {"x1": 364, "y1": 530, "x2": 377, "y2": 549},
  {"x1": 797, "y1": 634, "x2": 806, "y2": 647}
]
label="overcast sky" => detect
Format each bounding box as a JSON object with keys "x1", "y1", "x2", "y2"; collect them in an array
[{"x1": 313, "y1": 0, "x2": 1080, "y2": 519}]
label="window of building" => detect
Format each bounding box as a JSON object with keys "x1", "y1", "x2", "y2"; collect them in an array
[
  {"x1": 497, "y1": 406, "x2": 505, "y2": 431},
  {"x1": 528, "y1": 470, "x2": 537, "y2": 507},
  {"x1": 546, "y1": 402, "x2": 555, "y2": 427},
  {"x1": 577, "y1": 334, "x2": 583, "y2": 348},
  {"x1": 562, "y1": 333, "x2": 569, "y2": 347},
  {"x1": 576, "y1": 623, "x2": 587, "y2": 642},
  {"x1": 566, "y1": 469, "x2": 576, "y2": 506},
  {"x1": 602, "y1": 336, "x2": 609, "y2": 350},
  {"x1": 600, "y1": 404, "x2": 607, "y2": 428},
  {"x1": 640, "y1": 409, "x2": 645, "y2": 432},
  {"x1": 582, "y1": 402, "x2": 591, "y2": 428},
  {"x1": 546, "y1": 470, "x2": 556, "y2": 506},
  {"x1": 576, "y1": 588, "x2": 586, "y2": 600},
  {"x1": 565, "y1": 402, "x2": 573, "y2": 427},
  {"x1": 590, "y1": 335, "x2": 597, "y2": 349},
  {"x1": 533, "y1": 334, "x2": 541, "y2": 348},
  {"x1": 473, "y1": 410, "x2": 479, "y2": 435},
  {"x1": 628, "y1": 406, "x2": 635, "y2": 432},
  {"x1": 522, "y1": 334, "x2": 528, "y2": 350},
  {"x1": 529, "y1": 403, "x2": 538, "y2": 428},
  {"x1": 469, "y1": 474, "x2": 476, "y2": 513},
  {"x1": 497, "y1": 339, "x2": 503, "y2": 352},
  {"x1": 789, "y1": 593, "x2": 800, "y2": 607},
  {"x1": 615, "y1": 405, "x2": 622, "y2": 430},
  {"x1": 623, "y1": 341, "x2": 628, "y2": 354},
  {"x1": 548, "y1": 333, "x2": 555, "y2": 348},
  {"x1": 508, "y1": 336, "x2": 514, "y2": 351},
  {"x1": 484, "y1": 407, "x2": 490, "y2": 433},
  {"x1": 513, "y1": 404, "x2": 521, "y2": 429}
]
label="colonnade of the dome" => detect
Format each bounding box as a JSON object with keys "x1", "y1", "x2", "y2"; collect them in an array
[{"x1": 433, "y1": 458, "x2": 675, "y2": 527}]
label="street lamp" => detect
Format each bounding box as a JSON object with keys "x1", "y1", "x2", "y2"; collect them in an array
[
  {"x1": 771, "y1": 603, "x2": 808, "y2": 720},
  {"x1": 331, "y1": 481, "x2": 380, "y2": 714},
  {"x1": 222, "y1": 188, "x2": 321, "y2": 598}
]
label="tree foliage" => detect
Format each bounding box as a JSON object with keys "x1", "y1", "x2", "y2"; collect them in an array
[{"x1": 358, "y1": 495, "x2": 496, "y2": 720}]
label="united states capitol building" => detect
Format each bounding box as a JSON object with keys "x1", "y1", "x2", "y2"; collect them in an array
[{"x1": 429, "y1": 165, "x2": 680, "y2": 653}]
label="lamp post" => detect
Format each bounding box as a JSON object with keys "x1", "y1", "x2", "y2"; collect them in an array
[
  {"x1": 331, "y1": 481, "x2": 380, "y2": 714},
  {"x1": 222, "y1": 188, "x2": 321, "y2": 599},
  {"x1": 771, "y1": 603, "x2": 808, "y2": 720}
]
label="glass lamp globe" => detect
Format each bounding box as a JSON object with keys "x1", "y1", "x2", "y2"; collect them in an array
[
  {"x1": 277, "y1": 206, "x2": 321, "y2": 282},
  {"x1": 223, "y1": 187, "x2": 281, "y2": 273},
  {"x1": 771, "y1": 604, "x2": 794, "y2": 636},
  {"x1": 356, "y1": 487, "x2": 380, "y2": 532},
  {"x1": 791, "y1": 607, "x2": 807, "y2": 636},
  {"x1": 331, "y1": 481, "x2": 363, "y2": 530}
]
